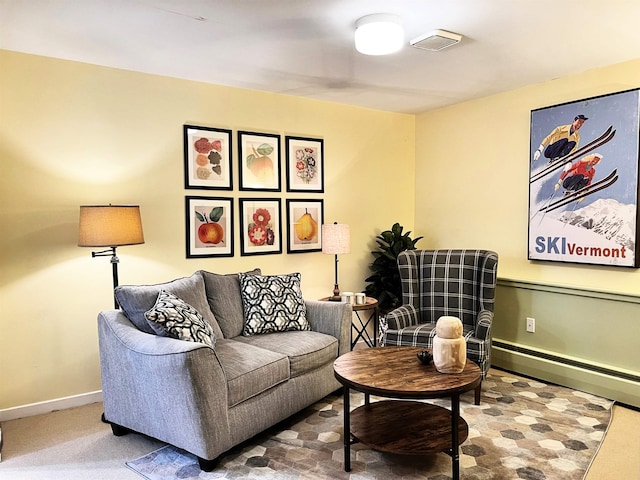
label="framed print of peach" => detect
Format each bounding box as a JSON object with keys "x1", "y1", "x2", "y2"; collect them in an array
[
  {"x1": 185, "y1": 196, "x2": 234, "y2": 258},
  {"x1": 238, "y1": 131, "x2": 281, "y2": 191},
  {"x1": 183, "y1": 124, "x2": 233, "y2": 190}
]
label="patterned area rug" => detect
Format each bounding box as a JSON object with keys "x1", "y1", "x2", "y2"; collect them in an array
[{"x1": 125, "y1": 369, "x2": 612, "y2": 480}]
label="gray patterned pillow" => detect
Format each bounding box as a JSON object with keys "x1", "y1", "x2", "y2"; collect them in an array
[
  {"x1": 239, "y1": 273, "x2": 309, "y2": 336},
  {"x1": 144, "y1": 290, "x2": 216, "y2": 348}
]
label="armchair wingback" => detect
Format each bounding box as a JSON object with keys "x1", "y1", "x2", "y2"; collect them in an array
[{"x1": 381, "y1": 249, "x2": 498, "y2": 403}]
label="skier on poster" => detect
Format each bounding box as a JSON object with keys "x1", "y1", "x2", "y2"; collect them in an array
[
  {"x1": 554, "y1": 153, "x2": 603, "y2": 203},
  {"x1": 533, "y1": 114, "x2": 588, "y2": 163}
]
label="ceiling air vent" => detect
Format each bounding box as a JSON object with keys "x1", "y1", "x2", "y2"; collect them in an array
[{"x1": 410, "y1": 29, "x2": 462, "y2": 51}]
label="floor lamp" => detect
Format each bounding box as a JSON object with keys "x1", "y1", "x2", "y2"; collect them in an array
[
  {"x1": 322, "y1": 222, "x2": 351, "y2": 301},
  {"x1": 78, "y1": 205, "x2": 145, "y2": 309}
]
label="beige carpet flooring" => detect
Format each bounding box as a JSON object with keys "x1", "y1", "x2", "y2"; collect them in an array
[
  {"x1": 583, "y1": 403, "x2": 640, "y2": 480},
  {"x1": 0, "y1": 392, "x2": 637, "y2": 479}
]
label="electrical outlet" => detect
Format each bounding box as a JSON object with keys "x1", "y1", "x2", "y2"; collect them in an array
[{"x1": 526, "y1": 317, "x2": 535, "y2": 333}]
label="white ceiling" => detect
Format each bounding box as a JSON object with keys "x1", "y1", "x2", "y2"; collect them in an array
[{"x1": 2, "y1": 0, "x2": 640, "y2": 114}]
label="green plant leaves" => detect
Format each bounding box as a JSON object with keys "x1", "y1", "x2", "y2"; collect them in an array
[{"x1": 364, "y1": 222, "x2": 422, "y2": 314}]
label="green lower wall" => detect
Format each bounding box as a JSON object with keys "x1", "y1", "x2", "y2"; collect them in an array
[{"x1": 493, "y1": 279, "x2": 640, "y2": 407}]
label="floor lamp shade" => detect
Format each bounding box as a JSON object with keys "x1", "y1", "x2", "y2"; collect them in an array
[
  {"x1": 78, "y1": 205, "x2": 144, "y2": 309},
  {"x1": 78, "y1": 205, "x2": 144, "y2": 247}
]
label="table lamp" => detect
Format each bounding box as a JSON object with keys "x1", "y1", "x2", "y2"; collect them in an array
[
  {"x1": 322, "y1": 222, "x2": 350, "y2": 301},
  {"x1": 78, "y1": 205, "x2": 144, "y2": 308}
]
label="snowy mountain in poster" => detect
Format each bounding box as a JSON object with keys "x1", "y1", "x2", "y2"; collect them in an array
[{"x1": 552, "y1": 198, "x2": 636, "y2": 252}]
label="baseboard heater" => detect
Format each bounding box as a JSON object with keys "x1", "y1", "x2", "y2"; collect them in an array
[{"x1": 493, "y1": 340, "x2": 640, "y2": 383}]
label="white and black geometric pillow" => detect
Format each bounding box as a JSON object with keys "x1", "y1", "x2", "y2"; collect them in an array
[
  {"x1": 239, "y1": 273, "x2": 309, "y2": 336},
  {"x1": 144, "y1": 290, "x2": 216, "y2": 348}
]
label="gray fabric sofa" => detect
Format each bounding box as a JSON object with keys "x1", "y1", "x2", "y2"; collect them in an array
[{"x1": 97, "y1": 269, "x2": 351, "y2": 471}]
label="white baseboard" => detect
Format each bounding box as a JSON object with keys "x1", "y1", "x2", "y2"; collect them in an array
[{"x1": 0, "y1": 390, "x2": 103, "y2": 422}]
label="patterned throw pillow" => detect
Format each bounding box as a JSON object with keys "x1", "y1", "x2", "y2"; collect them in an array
[
  {"x1": 144, "y1": 290, "x2": 216, "y2": 348},
  {"x1": 239, "y1": 273, "x2": 309, "y2": 336}
]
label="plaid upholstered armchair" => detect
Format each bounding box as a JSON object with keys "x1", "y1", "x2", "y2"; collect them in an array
[{"x1": 381, "y1": 249, "x2": 498, "y2": 404}]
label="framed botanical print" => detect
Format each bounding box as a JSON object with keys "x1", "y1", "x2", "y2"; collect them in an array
[
  {"x1": 285, "y1": 136, "x2": 324, "y2": 192},
  {"x1": 286, "y1": 199, "x2": 323, "y2": 253},
  {"x1": 238, "y1": 131, "x2": 281, "y2": 191},
  {"x1": 183, "y1": 125, "x2": 233, "y2": 190},
  {"x1": 185, "y1": 196, "x2": 234, "y2": 258},
  {"x1": 239, "y1": 198, "x2": 282, "y2": 256}
]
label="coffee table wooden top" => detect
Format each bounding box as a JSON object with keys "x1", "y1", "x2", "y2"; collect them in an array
[{"x1": 334, "y1": 346, "x2": 481, "y2": 399}]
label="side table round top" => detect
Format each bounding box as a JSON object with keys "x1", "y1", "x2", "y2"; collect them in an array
[
  {"x1": 319, "y1": 296, "x2": 378, "y2": 311},
  {"x1": 334, "y1": 346, "x2": 481, "y2": 399}
]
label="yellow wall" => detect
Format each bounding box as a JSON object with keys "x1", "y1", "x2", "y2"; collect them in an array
[
  {"x1": 416, "y1": 59, "x2": 640, "y2": 293},
  {"x1": 415, "y1": 59, "x2": 640, "y2": 405},
  {"x1": 0, "y1": 50, "x2": 415, "y2": 409}
]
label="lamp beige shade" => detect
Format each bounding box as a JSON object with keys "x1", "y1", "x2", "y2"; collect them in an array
[
  {"x1": 78, "y1": 205, "x2": 144, "y2": 247},
  {"x1": 322, "y1": 223, "x2": 351, "y2": 254}
]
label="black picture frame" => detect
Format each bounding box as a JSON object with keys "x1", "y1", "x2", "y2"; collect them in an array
[
  {"x1": 238, "y1": 131, "x2": 281, "y2": 191},
  {"x1": 183, "y1": 125, "x2": 233, "y2": 190}
]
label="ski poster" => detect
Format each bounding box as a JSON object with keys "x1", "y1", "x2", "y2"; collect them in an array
[{"x1": 528, "y1": 88, "x2": 640, "y2": 267}]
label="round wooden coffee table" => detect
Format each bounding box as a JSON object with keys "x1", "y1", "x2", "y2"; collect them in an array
[{"x1": 333, "y1": 346, "x2": 481, "y2": 480}]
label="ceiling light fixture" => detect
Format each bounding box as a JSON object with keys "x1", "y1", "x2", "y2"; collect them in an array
[{"x1": 355, "y1": 13, "x2": 404, "y2": 56}]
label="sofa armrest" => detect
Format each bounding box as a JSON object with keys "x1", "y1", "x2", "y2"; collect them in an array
[
  {"x1": 98, "y1": 310, "x2": 232, "y2": 460},
  {"x1": 475, "y1": 309, "x2": 493, "y2": 341},
  {"x1": 305, "y1": 300, "x2": 352, "y2": 356},
  {"x1": 385, "y1": 304, "x2": 419, "y2": 330}
]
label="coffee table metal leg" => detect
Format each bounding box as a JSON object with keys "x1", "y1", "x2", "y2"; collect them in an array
[
  {"x1": 451, "y1": 394, "x2": 460, "y2": 480},
  {"x1": 343, "y1": 386, "x2": 351, "y2": 471}
]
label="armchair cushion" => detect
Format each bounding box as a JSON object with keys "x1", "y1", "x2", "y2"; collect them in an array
[
  {"x1": 115, "y1": 272, "x2": 224, "y2": 339},
  {"x1": 144, "y1": 290, "x2": 216, "y2": 348},
  {"x1": 239, "y1": 272, "x2": 309, "y2": 336},
  {"x1": 200, "y1": 269, "x2": 261, "y2": 338}
]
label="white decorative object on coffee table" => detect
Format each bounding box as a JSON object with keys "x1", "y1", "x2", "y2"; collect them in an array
[{"x1": 433, "y1": 316, "x2": 466, "y2": 373}]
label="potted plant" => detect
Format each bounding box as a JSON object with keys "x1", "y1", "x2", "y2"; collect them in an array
[{"x1": 364, "y1": 222, "x2": 422, "y2": 314}]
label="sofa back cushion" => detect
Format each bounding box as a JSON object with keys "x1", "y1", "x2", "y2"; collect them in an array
[
  {"x1": 115, "y1": 272, "x2": 224, "y2": 339},
  {"x1": 200, "y1": 269, "x2": 261, "y2": 338}
]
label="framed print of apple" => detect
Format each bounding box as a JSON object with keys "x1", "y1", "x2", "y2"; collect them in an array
[
  {"x1": 238, "y1": 131, "x2": 281, "y2": 191},
  {"x1": 185, "y1": 196, "x2": 234, "y2": 258},
  {"x1": 286, "y1": 199, "x2": 324, "y2": 253},
  {"x1": 239, "y1": 198, "x2": 282, "y2": 256},
  {"x1": 183, "y1": 125, "x2": 233, "y2": 190}
]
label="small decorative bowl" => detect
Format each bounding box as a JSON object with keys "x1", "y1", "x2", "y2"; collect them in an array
[{"x1": 416, "y1": 350, "x2": 433, "y2": 365}]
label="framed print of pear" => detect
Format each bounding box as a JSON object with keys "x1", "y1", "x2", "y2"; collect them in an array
[
  {"x1": 286, "y1": 199, "x2": 324, "y2": 253},
  {"x1": 238, "y1": 131, "x2": 281, "y2": 191},
  {"x1": 185, "y1": 196, "x2": 234, "y2": 258},
  {"x1": 183, "y1": 125, "x2": 232, "y2": 190}
]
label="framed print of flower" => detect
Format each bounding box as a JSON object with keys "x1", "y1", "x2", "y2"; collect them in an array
[
  {"x1": 239, "y1": 198, "x2": 282, "y2": 256},
  {"x1": 286, "y1": 136, "x2": 324, "y2": 192},
  {"x1": 238, "y1": 131, "x2": 281, "y2": 191},
  {"x1": 185, "y1": 196, "x2": 234, "y2": 258},
  {"x1": 286, "y1": 199, "x2": 323, "y2": 253},
  {"x1": 183, "y1": 125, "x2": 233, "y2": 190}
]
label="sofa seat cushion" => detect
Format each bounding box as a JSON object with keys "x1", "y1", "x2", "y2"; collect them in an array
[
  {"x1": 214, "y1": 339, "x2": 289, "y2": 407},
  {"x1": 234, "y1": 331, "x2": 338, "y2": 378}
]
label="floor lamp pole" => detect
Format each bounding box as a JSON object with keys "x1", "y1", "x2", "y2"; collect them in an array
[{"x1": 92, "y1": 246, "x2": 120, "y2": 309}]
